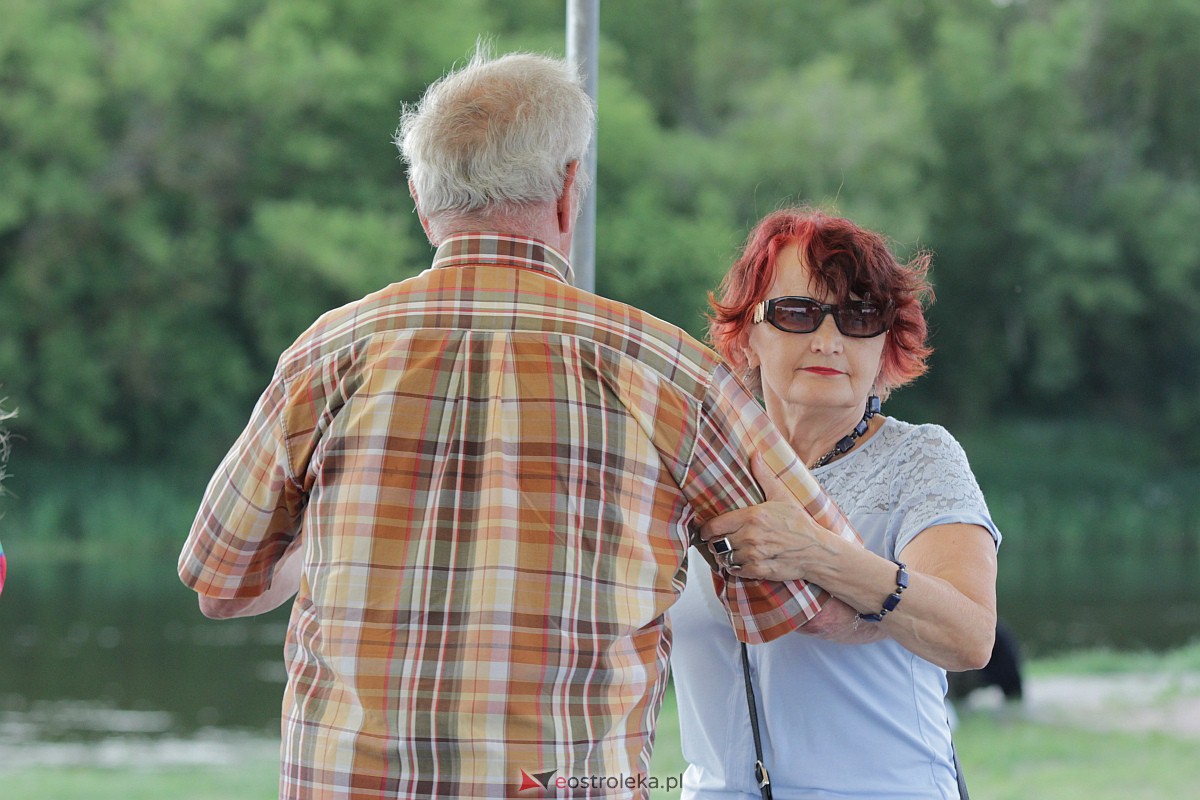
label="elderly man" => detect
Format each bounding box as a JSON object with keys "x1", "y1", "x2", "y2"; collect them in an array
[{"x1": 179, "y1": 48, "x2": 855, "y2": 799}]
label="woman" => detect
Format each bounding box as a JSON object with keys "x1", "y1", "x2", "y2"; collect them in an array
[{"x1": 670, "y1": 208, "x2": 1000, "y2": 799}]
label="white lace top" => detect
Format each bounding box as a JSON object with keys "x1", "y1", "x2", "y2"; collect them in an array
[
  {"x1": 670, "y1": 417, "x2": 1000, "y2": 799},
  {"x1": 813, "y1": 417, "x2": 1000, "y2": 559}
]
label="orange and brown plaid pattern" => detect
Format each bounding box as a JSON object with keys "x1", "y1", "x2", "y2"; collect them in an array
[{"x1": 179, "y1": 234, "x2": 856, "y2": 799}]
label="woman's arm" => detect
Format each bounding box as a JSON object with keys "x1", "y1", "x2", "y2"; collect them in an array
[{"x1": 700, "y1": 456, "x2": 997, "y2": 670}]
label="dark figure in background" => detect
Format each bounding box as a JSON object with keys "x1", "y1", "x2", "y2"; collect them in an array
[{"x1": 948, "y1": 621, "x2": 1025, "y2": 703}]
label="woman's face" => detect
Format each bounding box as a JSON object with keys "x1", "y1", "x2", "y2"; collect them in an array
[{"x1": 745, "y1": 244, "x2": 886, "y2": 417}]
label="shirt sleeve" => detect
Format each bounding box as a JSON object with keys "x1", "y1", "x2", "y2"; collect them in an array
[
  {"x1": 177, "y1": 368, "x2": 306, "y2": 599},
  {"x1": 683, "y1": 364, "x2": 862, "y2": 644},
  {"x1": 891, "y1": 424, "x2": 1001, "y2": 555}
]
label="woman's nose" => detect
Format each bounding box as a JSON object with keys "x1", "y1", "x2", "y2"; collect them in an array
[{"x1": 808, "y1": 314, "x2": 844, "y2": 352}]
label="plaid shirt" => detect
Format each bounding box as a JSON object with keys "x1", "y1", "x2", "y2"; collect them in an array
[{"x1": 179, "y1": 234, "x2": 857, "y2": 799}]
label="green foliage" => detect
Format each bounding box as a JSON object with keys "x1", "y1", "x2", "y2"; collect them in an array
[
  {"x1": 2, "y1": 1, "x2": 1199, "y2": 457},
  {"x1": 0, "y1": 0, "x2": 486, "y2": 458},
  {"x1": 719, "y1": 54, "x2": 940, "y2": 244},
  {"x1": 593, "y1": 59, "x2": 741, "y2": 336}
]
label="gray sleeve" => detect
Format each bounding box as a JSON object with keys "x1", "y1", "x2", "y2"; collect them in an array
[{"x1": 892, "y1": 425, "x2": 1001, "y2": 554}]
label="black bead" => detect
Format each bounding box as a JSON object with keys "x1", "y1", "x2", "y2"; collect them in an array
[{"x1": 810, "y1": 395, "x2": 883, "y2": 469}]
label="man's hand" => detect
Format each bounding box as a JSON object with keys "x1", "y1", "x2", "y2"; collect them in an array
[{"x1": 797, "y1": 596, "x2": 887, "y2": 643}]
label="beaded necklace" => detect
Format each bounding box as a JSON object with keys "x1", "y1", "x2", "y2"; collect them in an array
[{"x1": 810, "y1": 395, "x2": 881, "y2": 469}]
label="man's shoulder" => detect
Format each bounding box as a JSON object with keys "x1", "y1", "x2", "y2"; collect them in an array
[
  {"x1": 270, "y1": 268, "x2": 728, "y2": 396},
  {"x1": 561, "y1": 285, "x2": 725, "y2": 393},
  {"x1": 273, "y1": 274, "x2": 431, "y2": 377}
]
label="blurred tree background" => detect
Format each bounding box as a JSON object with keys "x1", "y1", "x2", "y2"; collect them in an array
[{"x1": 2, "y1": 0, "x2": 1199, "y2": 466}]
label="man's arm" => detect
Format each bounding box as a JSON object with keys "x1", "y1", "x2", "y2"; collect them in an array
[
  {"x1": 198, "y1": 537, "x2": 303, "y2": 619},
  {"x1": 685, "y1": 365, "x2": 863, "y2": 643},
  {"x1": 179, "y1": 370, "x2": 309, "y2": 612}
]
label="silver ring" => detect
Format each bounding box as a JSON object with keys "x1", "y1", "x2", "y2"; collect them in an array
[
  {"x1": 720, "y1": 551, "x2": 739, "y2": 571},
  {"x1": 712, "y1": 537, "x2": 733, "y2": 555}
]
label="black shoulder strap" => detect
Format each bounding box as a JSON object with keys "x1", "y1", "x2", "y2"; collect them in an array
[
  {"x1": 952, "y1": 741, "x2": 970, "y2": 799},
  {"x1": 739, "y1": 642, "x2": 773, "y2": 800}
]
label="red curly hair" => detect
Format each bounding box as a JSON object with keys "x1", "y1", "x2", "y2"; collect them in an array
[{"x1": 709, "y1": 208, "x2": 934, "y2": 399}]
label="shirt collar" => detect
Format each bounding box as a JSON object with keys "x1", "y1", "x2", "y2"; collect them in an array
[{"x1": 431, "y1": 233, "x2": 574, "y2": 285}]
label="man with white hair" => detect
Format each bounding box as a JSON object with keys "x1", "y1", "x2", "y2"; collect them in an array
[{"x1": 179, "y1": 48, "x2": 855, "y2": 799}]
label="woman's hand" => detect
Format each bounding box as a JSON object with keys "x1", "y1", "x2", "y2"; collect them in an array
[{"x1": 699, "y1": 455, "x2": 846, "y2": 583}]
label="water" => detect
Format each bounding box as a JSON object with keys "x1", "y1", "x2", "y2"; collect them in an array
[
  {"x1": 0, "y1": 554, "x2": 288, "y2": 767},
  {"x1": 0, "y1": 542, "x2": 1196, "y2": 761},
  {"x1": 997, "y1": 531, "x2": 1200, "y2": 658}
]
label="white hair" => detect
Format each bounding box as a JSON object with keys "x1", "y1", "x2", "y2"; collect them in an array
[
  {"x1": 395, "y1": 47, "x2": 595, "y2": 221},
  {"x1": 0, "y1": 399, "x2": 14, "y2": 496}
]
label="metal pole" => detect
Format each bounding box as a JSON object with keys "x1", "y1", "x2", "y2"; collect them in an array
[{"x1": 567, "y1": 0, "x2": 598, "y2": 293}]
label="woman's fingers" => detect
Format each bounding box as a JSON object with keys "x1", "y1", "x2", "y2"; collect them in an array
[{"x1": 750, "y1": 454, "x2": 799, "y2": 505}]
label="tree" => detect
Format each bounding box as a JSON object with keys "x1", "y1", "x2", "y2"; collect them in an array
[
  {"x1": 3, "y1": 0, "x2": 1199, "y2": 458},
  {"x1": 0, "y1": 0, "x2": 490, "y2": 458}
]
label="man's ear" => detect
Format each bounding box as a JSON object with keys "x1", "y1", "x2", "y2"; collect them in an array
[
  {"x1": 409, "y1": 179, "x2": 433, "y2": 241},
  {"x1": 556, "y1": 161, "x2": 579, "y2": 234}
]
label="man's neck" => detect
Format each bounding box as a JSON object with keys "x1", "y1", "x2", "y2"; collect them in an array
[{"x1": 428, "y1": 203, "x2": 571, "y2": 254}]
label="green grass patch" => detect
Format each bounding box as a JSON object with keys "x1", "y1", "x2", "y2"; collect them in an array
[
  {"x1": 959, "y1": 418, "x2": 1200, "y2": 546},
  {"x1": 2, "y1": 457, "x2": 209, "y2": 561},
  {"x1": 0, "y1": 763, "x2": 280, "y2": 800},
  {"x1": 7, "y1": 418, "x2": 1200, "y2": 559},
  {"x1": 954, "y1": 711, "x2": 1200, "y2": 800},
  {"x1": 1029, "y1": 639, "x2": 1200, "y2": 676}
]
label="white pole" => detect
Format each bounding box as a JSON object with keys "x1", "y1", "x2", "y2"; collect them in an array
[{"x1": 567, "y1": 0, "x2": 599, "y2": 292}]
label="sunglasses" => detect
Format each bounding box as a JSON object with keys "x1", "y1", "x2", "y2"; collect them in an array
[{"x1": 753, "y1": 296, "x2": 891, "y2": 338}]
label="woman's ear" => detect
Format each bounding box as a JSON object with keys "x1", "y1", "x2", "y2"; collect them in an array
[{"x1": 741, "y1": 338, "x2": 761, "y2": 370}]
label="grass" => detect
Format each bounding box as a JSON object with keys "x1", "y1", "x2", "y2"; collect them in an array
[
  {"x1": 5, "y1": 645, "x2": 1200, "y2": 800},
  {"x1": 2, "y1": 708, "x2": 1195, "y2": 800},
  {"x1": 2, "y1": 457, "x2": 207, "y2": 561},
  {"x1": 7, "y1": 418, "x2": 1200, "y2": 571},
  {"x1": 952, "y1": 712, "x2": 1199, "y2": 800},
  {"x1": 0, "y1": 765, "x2": 280, "y2": 800},
  {"x1": 1030, "y1": 640, "x2": 1200, "y2": 676},
  {"x1": 8, "y1": 417, "x2": 1200, "y2": 554}
]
